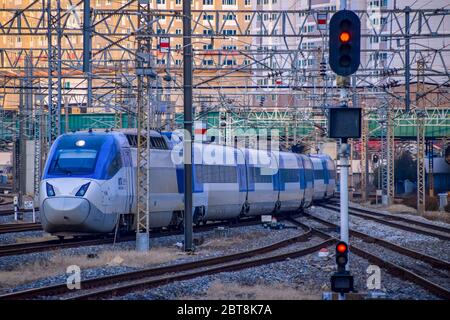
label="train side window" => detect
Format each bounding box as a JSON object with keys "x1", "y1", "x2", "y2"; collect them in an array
[
  {"x1": 196, "y1": 164, "x2": 237, "y2": 183},
  {"x1": 150, "y1": 137, "x2": 168, "y2": 149},
  {"x1": 106, "y1": 151, "x2": 123, "y2": 178},
  {"x1": 126, "y1": 134, "x2": 138, "y2": 148},
  {"x1": 280, "y1": 168, "x2": 299, "y2": 182},
  {"x1": 254, "y1": 167, "x2": 272, "y2": 183},
  {"x1": 314, "y1": 169, "x2": 324, "y2": 180}
]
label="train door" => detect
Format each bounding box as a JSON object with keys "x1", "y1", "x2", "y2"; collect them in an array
[
  {"x1": 321, "y1": 158, "x2": 329, "y2": 197},
  {"x1": 298, "y1": 155, "x2": 306, "y2": 207},
  {"x1": 121, "y1": 146, "x2": 133, "y2": 214}
]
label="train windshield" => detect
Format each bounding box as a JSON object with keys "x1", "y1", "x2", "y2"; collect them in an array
[
  {"x1": 44, "y1": 133, "x2": 118, "y2": 179},
  {"x1": 48, "y1": 149, "x2": 98, "y2": 175}
]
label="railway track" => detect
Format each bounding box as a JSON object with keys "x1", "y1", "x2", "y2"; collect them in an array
[
  {"x1": 321, "y1": 203, "x2": 450, "y2": 241},
  {"x1": 0, "y1": 216, "x2": 281, "y2": 258},
  {"x1": 0, "y1": 224, "x2": 334, "y2": 300},
  {"x1": 0, "y1": 222, "x2": 42, "y2": 234},
  {"x1": 288, "y1": 212, "x2": 450, "y2": 299}
]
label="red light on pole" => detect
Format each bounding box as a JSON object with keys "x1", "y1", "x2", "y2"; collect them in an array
[
  {"x1": 339, "y1": 31, "x2": 351, "y2": 43},
  {"x1": 337, "y1": 243, "x2": 347, "y2": 253}
]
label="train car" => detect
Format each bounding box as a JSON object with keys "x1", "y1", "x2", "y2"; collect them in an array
[
  {"x1": 310, "y1": 154, "x2": 336, "y2": 201},
  {"x1": 273, "y1": 151, "x2": 304, "y2": 213},
  {"x1": 299, "y1": 154, "x2": 314, "y2": 207},
  {"x1": 190, "y1": 143, "x2": 245, "y2": 223},
  {"x1": 39, "y1": 129, "x2": 336, "y2": 236},
  {"x1": 243, "y1": 148, "x2": 279, "y2": 216},
  {"x1": 39, "y1": 129, "x2": 180, "y2": 236}
]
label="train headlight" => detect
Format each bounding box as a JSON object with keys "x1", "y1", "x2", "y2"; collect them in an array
[
  {"x1": 46, "y1": 182, "x2": 55, "y2": 197},
  {"x1": 75, "y1": 182, "x2": 91, "y2": 197}
]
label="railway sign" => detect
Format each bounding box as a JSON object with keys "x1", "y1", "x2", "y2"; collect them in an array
[
  {"x1": 160, "y1": 37, "x2": 170, "y2": 53},
  {"x1": 316, "y1": 12, "x2": 328, "y2": 30},
  {"x1": 24, "y1": 200, "x2": 34, "y2": 210}
]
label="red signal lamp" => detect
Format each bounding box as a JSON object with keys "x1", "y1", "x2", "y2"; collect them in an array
[
  {"x1": 339, "y1": 31, "x2": 351, "y2": 43},
  {"x1": 337, "y1": 242, "x2": 347, "y2": 253}
]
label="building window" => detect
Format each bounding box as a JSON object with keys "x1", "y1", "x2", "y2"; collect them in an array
[
  {"x1": 223, "y1": 59, "x2": 236, "y2": 65},
  {"x1": 222, "y1": 45, "x2": 237, "y2": 50},
  {"x1": 223, "y1": 14, "x2": 236, "y2": 21},
  {"x1": 222, "y1": 0, "x2": 236, "y2": 5},
  {"x1": 245, "y1": 0, "x2": 251, "y2": 5},
  {"x1": 222, "y1": 29, "x2": 237, "y2": 36},
  {"x1": 203, "y1": 0, "x2": 214, "y2": 4}
]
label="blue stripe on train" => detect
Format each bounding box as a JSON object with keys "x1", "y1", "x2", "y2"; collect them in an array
[
  {"x1": 237, "y1": 164, "x2": 247, "y2": 192},
  {"x1": 272, "y1": 156, "x2": 283, "y2": 191},
  {"x1": 299, "y1": 158, "x2": 307, "y2": 190},
  {"x1": 246, "y1": 164, "x2": 255, "y2": 192},
  {"x1": 176, "y1": 165, "x2": 203, "y2": 194}
]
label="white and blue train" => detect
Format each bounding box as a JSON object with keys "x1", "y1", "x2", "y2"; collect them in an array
[{"x1": 39, "y1": 130, "x2": 336, "y2": 237}]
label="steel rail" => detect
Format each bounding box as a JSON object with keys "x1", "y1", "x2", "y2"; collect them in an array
[
  {"x1": 0, "y1": 222, "x2": 42, "y2": 234},
  {"x1": 289, "y1": 214, "x2": 450, "y2": 300},
  {"x1": 0, "y1": 226, "x2": 325, "y2": 300},
  {"x1": 320, "y1": 203, "x2": 450, "y2": 241},
  {"x1": 0, "y1": 216, "x2": 273, "y2": 258}
]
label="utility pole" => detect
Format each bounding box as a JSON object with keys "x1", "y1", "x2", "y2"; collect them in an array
[
  {"x1": 83, "y1": 0, "x2": 93, "y2": 110},
  {"x1": 427, "y1": 140, "x2": 434, "y2": 197},
  {"x1": 416, "y1": 59, "x2": 426, "y2": 214},
  {"x1": 64, "y1": 97, "x2": 69, "y2": 133},
  {"x1": 183, "y1": 0, "x2": 194, "y2": 252},
  {"x1": 361, "y1": 115, "x2": 369, "y2": 202},
  {"x1": 114, "y1": 62, "x2": 123, "y2": 129},
  {"x1": 33, "y1": 99, "x2": 43, "y2": 203},
  {"x1": 404, "y1": 6, "x2": 411, "y2": 113},
  {"x1": 47, "y1": 0, "x2": 62, "y2": 144},
  {"x1": 135, "y1": 0, "x2": 155, "y2": 251},
  {"x1": 387, "y1": 105, "x2": 395, "y2": 204}
]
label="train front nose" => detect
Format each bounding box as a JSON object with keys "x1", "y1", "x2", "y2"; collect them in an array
[{"x1": 41, "y1": 197, "x2": 91, "y2": 233}]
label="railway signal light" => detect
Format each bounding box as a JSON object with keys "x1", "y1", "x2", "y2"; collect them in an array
[
  {"x1": 335, "y1": 241, "x2": 348, "y2": 272},
  {"x1": 329, "y1": 10, "x2": 361, "y2": 76},
  {"x1": 372, "y1": 154, "x2": 379, "y2": 164},
  {"x1": 331, "y1": 241, "x2": 354, "y2": 294},
  {"x1": 327, "y1": 107, "x2": 362, "y2": 141}
]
